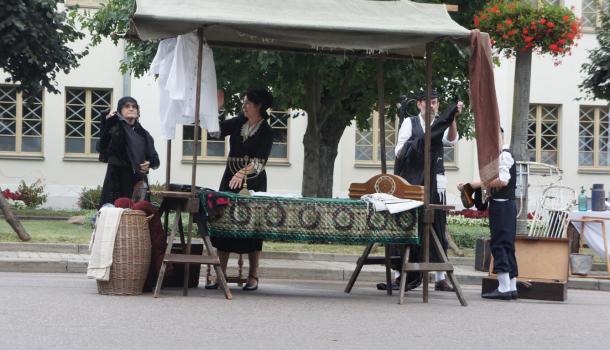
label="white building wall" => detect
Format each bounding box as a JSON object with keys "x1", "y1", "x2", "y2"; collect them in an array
[{"x1": 1, "y1": 0, "x2": 607, "y2": 208}]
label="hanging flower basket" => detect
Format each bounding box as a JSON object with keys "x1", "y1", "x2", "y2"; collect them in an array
[{"x1": 474, "y1": 1, "x2": 582, "y2": 62}]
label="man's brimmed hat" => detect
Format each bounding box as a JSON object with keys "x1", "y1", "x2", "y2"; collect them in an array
[{"x1": 414, "y1": 90, "x2": 439, "y2": 101}]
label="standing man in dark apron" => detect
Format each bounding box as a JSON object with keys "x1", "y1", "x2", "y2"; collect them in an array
[{"x1": 377, "y1": 90, "x2": 463, "y2": 292}]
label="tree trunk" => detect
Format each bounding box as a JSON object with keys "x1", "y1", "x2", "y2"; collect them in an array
[
  {"x1": 0, "y1": 187, "x2": 31, "y2": 241},
  {"x1": 301, "y1": 72, "x2": 323, "y2": 197},
  {"x1": 510, "y1": 50, "x2": 532, "y2": 236},
  {"x1": 300, "y1": 71, "x2": 349, "y2": 198}
]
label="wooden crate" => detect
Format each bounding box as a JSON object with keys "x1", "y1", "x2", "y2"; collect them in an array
[{"x1": 484, "y1": 235, "x2": 569, "y2": 301}]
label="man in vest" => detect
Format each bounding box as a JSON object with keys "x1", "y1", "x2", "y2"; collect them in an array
[{"x1": 377, "y1": 90, "x2": 463, "y2": 292}]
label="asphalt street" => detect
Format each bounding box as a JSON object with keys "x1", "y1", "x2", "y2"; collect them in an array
[{"x1": 1, "y1": 272, "x2": 608, "y2": 350}]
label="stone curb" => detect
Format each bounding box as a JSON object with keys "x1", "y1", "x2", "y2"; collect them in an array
[{"x1": 0, "y1": 242, "x2": 476, "y2": 266}]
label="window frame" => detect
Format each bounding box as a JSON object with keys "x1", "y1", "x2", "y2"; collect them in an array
[
  {"x1": 0, "y1": 84, "x2": 44, "y2": 159},
  {"x1": 354, "y1": 114, "x2": 399, "y2": 167},
  {"x1": 354, "y1": 114, "x2": 458, "y2": 169},
  {"x1": 527, "y1": 104, "x2": 561, "y2": 168},
  {"x1": 578, "y1": 105, "x2": 610, "y2": 171},
  {"x1": 582, "y1": 0, "x2": 608, "y2": 32},
  {"x1": 63, "y1": 87, "x2": 113, "y2": 160},
  {"x1": 181, "y1": 110, "x2": 291, "y2": 165}
]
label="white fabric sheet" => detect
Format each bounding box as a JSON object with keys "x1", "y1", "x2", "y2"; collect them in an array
[
  {"x1": 87, "y1": 207, "x2": 125, "y2": 281},
  {"x1": 569, "y1": 211, "x2": 610, "y2": 259},
  {"x1": 361, "y1": 193, "x2": 423, "y2": 214},
  {"x1": 150, "y1": 32, "x2": 219, "y2": 140}
]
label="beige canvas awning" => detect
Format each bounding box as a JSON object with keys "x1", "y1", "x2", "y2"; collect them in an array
[{"x1": 130, "y1": 0, "x2": 470, "y2": 58}]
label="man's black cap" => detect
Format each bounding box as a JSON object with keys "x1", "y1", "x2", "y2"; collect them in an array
[{"x1": 414, "y1": 90, "x2": 439, "y2": 101}]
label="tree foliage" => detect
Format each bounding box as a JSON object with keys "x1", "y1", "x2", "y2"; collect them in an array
[
  {"x1": 580, "y1": 11, "x2": 610, "y2": 101},
  {"x1": 0, "y1": 0, "x2": 87, "y2": 96}
]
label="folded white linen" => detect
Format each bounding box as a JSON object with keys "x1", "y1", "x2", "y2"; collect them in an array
[{"x1": 87, "y1": 207, "x2": 125, "y2": 281}]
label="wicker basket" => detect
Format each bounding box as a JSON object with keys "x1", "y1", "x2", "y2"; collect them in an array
[{"x1": 97, "y1": 210, "x2": 151, "y2": 295}]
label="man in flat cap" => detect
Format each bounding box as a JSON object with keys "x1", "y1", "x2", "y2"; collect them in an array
[{"x1": 378, "y1": 90, "x2": 463, "y2": 292}]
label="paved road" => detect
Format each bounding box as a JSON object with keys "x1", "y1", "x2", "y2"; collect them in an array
[{"x1": 1, "y1": 272, "x2": 608, "y2": 350}]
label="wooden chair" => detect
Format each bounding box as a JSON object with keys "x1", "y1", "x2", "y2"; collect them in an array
[{"x1": 343, "y1": 174, "x2": 424, "y2": 299}]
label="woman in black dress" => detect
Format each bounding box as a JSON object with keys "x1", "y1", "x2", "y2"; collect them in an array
[{"x1": 209, "y1": 88, "x2": 274, "y2": 291}]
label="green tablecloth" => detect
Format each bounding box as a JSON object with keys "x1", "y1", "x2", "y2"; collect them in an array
[{"x1": 203, "y1": 192, "x2": 418, "y2": 245}]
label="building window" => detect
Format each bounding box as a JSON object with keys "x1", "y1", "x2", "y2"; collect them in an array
[
  {"x1": 355, "y1": 115, "x2": 397, "y2": 164},
  {"x1": 528, "y1": 104, "x2": 560, "y2": 166},
  {"x1": 543, "y1": 0, "x2": 562, "y2": 5},
  {"x1": 582, "y1": 0, "x2": 608, "y2": 30},
  {"x1": 0, "y1": 85, "x2": 43, "y2": 156},
  {"x1": 443, "y1": 145, "x2": 456, "y2": 166},
  {"x1": 64, "y1": 88, "x2": 112, "y2": 157},
  {"x1": 579, "y1": 106, "x2": 610, "y2": 169},
  {"x1": 356, "y1": 115, "x2": 457, "y2": 168},
  {"x1": 183, "y1": 111, "x2": 290, "y2": 162}
]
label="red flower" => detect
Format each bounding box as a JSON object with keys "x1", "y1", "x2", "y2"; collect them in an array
[
  {"x1": 505, "y1": 19, "x2": 513, "y2": 26},
  {"x1": 540, "y1": 18, "x2": 547, "y2": 25},
  {"x1": 487, "y1": 5, "x2": 500, "y2": 14},
  {"x1": 563, "y1": 15, "x2": 570, "y2": 22},
  {"x1": 523, "y1": 36, "x2": 534, "y2": 43},
  {"x1": 474, "y1": 15, "x2": 480, "y2": 27},
  {"x1": 497, "y1": 23, "x2": 504, "y2": 31},
  {"x1": 547, "y1": 22, "x2": 555, "y2": 28},
  {"x1": 558, "y1": 39, "x2": 566, "y2": 45},
  {"x1": 566, "y1": 32, "x2": 575, "y2": 40},
  {"x1": 481, "y1": 14, "x2": 489, "y2": 20},
  {"x1": 522, "y1": 28, "x2": 529, "y2": 34},
  {"x1": 507, "y1": 29, "x2": 518, "y2": 36},
  {"x1": 549, "y1": 44, "x2": 559, "y2": 52}
]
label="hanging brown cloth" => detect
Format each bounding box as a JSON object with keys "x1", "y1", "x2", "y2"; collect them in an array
[{"x1": 469, "y1": 29, "x2": 501, "y2": 186}]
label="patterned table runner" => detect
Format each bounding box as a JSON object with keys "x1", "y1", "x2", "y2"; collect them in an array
[{"x1": 203, "y1": 192, "x2": 419, "y2": 245}]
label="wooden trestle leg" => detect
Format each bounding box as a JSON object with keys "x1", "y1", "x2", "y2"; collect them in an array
[
  {"x1": 344, "y1": 243, "x2": 374, "y2": 293},
  {"x1": 152, "y1": 193, "x2": 232, "y2": 300}
]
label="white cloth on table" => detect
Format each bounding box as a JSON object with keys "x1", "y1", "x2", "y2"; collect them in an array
[
  {"x1": 568, "y1": 211, "x2": 610, "y2": 259},
  {"x1": 361, "y1": 193, "x2": 423, "y2": 214},
  {"x1": 87, "y1": 207, "x2": 125, "y2": 281},
  {"x1": 150, "y1": 32, "x2": 219, "y2": 140}
]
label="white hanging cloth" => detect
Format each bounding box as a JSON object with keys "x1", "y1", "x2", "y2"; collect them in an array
[{"x1": 150, "y1": 32, "x2": 220, "y2": 140}]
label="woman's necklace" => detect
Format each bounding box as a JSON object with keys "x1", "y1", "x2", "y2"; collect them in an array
[{"x1": 241, "y1": 119, "x2": 263, "y2": 142}]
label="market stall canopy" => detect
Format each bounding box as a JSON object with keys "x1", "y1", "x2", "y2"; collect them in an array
[{"x1": 129, "y1": 0, "x2": 470, "y2": 58}]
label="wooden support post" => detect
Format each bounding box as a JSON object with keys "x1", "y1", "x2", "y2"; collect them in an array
[
  {"x1": 377, "y1": 57, "x2": 387, "y2": 174},
  {"x1": 422, "y1": 42, "x2": 433, "y2": 303}
]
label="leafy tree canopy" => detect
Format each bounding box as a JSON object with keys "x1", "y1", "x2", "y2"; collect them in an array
[
  {"x1": 0, "y1": 0, "x2": 87, "y2": 96},
  {"x1": 580, "y1": 11, "x2": 610, "y2": 101}
]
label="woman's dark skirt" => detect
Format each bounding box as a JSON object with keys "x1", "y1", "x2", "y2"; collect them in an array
[{"x1": 210, "y1": 167, "x2": 266, "y2": 253}]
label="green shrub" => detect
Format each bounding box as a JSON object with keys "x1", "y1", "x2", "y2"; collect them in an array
[
  {"x1": 148, "y1": 182, "x2": 165, "y2": 206},
  {"x1": 78, "y1": 186, "x2": 102, "y2": 210},
  {"x1": 448, "y1": 224, "x2": 489, "y2": 249},
  {"x1": 17, "y1": 179, "x2": 48, "y2": 208}
]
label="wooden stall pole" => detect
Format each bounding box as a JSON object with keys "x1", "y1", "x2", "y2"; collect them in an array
[
  {"x1": 180, "y1": 27, "x2": 206, "y2": 296},
  {"x1": 377, "y1": 57, "x2": 387, "y2": 175},
  {"x1": 422, "y1": 42, "x2": 433, "y2": 303}
]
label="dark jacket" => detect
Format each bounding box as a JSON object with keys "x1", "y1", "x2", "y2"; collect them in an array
[{"x1": 97, "y1": 114, "x2": 160, "y2": 171}]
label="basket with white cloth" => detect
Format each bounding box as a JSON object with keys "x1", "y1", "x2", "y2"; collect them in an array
[{"x1": 91, "y1": 209, "x2": 151, "y2": 295}]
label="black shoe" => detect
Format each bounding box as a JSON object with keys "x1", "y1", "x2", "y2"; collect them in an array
[
  {"x1": 482, "y1": 288, "x2": 512, "y2": 300},
  {"x1": 511, "y1": 290, "x2": 518, "y2": 300},
  {"x1": 434, "y1": 279, "x2": 455, "y2": 292},
  {"x1": 376, "y1": 279, "x2": 401, "y2": 291},
  {"x1": 243, "y1": 276, "x2": 258, "y2": 291},
  {"x1": 204, "y1": 282, "x2": 219, "y2": 290}
]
